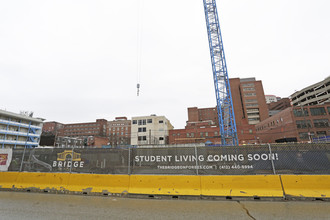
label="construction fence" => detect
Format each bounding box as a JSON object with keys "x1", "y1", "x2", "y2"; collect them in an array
[{"x1": 2, "y1": 143, "x2": 330, "y2": 175}]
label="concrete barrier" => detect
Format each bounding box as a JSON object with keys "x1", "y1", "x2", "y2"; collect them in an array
[
  {"x1": 1, "y1": 172, "x2": 329, "y2": 199},
  {"x1": 67, "y1": 174, "x2": 129, "y2": 194},
  {"x1": 281, "y1": 175, "x2": 330, "y2": 198},
  {"x1": 201, "y1": 175, "x2": 284, "y2": 198},
  {"x1": 15, "y1": 172, "x2": 70, "y2": 191},
  {"x1": 0, "y1": 172, "x2": 19, "y2": 189},
  {"x1": 129, "y1": 175, "x2": 201, "y2": 196}
]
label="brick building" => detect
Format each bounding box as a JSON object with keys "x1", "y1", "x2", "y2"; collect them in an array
[
  {"x1": 58, "y1": 119, "x2": 107, "y2": 138},
  {"x1": 268, "y1": 98, "x2": 291, "y2": 111},
  {"x1": 170, "y1": 77, "x2": 270, "y2": 145},
  {"x1": 42, "y1": 121, "x2": 64, "y2": 134},
  {"x1": 169, "y1": 107, "x2": 221, "y2": 145},
  {"x1": 107, "y1": 117, "x2": 131, "y2": 147},
  {"x1": 229, "y1": 77, "x2": 269, "y2": 144},
  {"x1": 256, "y1": 104, "x2": 330, "y2": 143},
  {"x1": 267, "y1": 98, "x2": 291, "y2": 117},
  {"x1": 186, "y1": 107, "x2": 218, "y2": 126},
  {"x1": 169, "y1": 121, "x2": 221, "y2": 145}
]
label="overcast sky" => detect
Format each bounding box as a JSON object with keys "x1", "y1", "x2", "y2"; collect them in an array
[{"x1": 1, "y1": 0, "x2": 329, "y2": 128}]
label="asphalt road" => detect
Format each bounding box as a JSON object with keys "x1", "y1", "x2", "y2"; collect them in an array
[{"x1": 0, "y1": 191, "x2": 329, "y2": 220}]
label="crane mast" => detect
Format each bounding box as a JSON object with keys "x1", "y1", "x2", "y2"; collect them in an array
[{"x1": 203, "y1": 0, "x2": 238, "y2": 146}]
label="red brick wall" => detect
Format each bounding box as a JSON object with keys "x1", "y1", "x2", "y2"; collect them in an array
[
  {"x1": 169, "y1": 126, "x2": 221, "y2": 145},
  {"x1": 256, "y1": 108, "x2": 296, "y2": 143}
]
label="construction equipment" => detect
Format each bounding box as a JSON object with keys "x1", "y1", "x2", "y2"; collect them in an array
[{"x1": 203, "y1": 0, "x2": 238, "y2": 145}]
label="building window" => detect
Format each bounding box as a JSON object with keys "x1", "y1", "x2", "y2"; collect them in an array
[
  {"x1": 310, "y1": 107, "x2": 327, "y2": 116},
  {"x1": 159, "y1": 137, "x2": 164, "y2": 141},
  {"x1": 296, "y1": 120, "x2": 312, "y2": 129},
  {"x1": 246, "y1": 108, "x2": 259, "y2": 113},
  {"x1": 138, "y1": 136, "x2": 147, "y2": 141},
  {"x1": 147, "y1": 119, "x2": 152, "y2": 123},
  {"x1": 313, "y1": 119, "x2": 329, "y2": 128},
  {"x1": 138, "y1": 120, "x2": 146, "y2": 125},
  {"x1": 159, "y1": 120, "x2": 164, "y2": 124},
  {"x1": 248, "y1": 118, "x2": 260, "y2": 121},
  {"x1": 299, "y1": 132, "x2": 314, "y2": 140},
  {"x1": 293, "y1": 108, "x2": 309, "y2": 117},
  {"x1": 243, "y1": 87, "x2": 255, "y2": 91},
  {"x1": 245, "y1": 99, "x2": 257, "y2": 103},
  {"x1": 327, "y1": 107, "x2": 330, "y2": 114},
  {"x1": 138, "y1": 127, "x2": 147, "y2": 132},
  {"x1": 132, "y1": 120, "x2": 137, "y2": 124},
  {"x1": 246, "y1": 103, "x2": 259, "y2": 107},
  {"x1": 244, "y1": 93, "x2": 256, "y2": 97},
  {"x1": 316, "y1": 131, "x2": 327, "y2": 136},
  {"x1": 242, "y1": 83, "x2": 255, "y2": 87}
]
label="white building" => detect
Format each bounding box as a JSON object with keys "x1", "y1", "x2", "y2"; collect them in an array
[
  {"x1": 0, "y1": 110, "x2": 44, "y2": 148},
  {"x1": 265, "y1": 95, "x2": 278, "y2": 104},
  {"x1": 131, "y1": 115, "x2": 173, "y2": 146}
]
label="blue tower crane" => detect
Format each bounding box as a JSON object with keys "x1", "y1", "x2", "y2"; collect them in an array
[{"x1": 203, "y1": 0, "x2": 238, "y2": 146}]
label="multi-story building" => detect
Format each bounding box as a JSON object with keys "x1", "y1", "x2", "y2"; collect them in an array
[
  {"x1": 40, "y1": 121, "x2": 65, "y2": 146},
  {"x1": 229, "y1": 77, "x2": 269, "y2": 144},
  {"x1": 169, "y1": 121, "x2": 221, "y2": 145},
  {"x1": 0, "y1": 110, "x2": 44, "y2": 148},
  {"x1": 42, "y1": 121, "x2": 64, "y2": 134},
  {"x1": 186, "y1": 107, "x2": 218, "y2": 126},
  {"x1": 107, "y1": 117, "x2": 131, "y2": 146},
  {"x1": 131, "y1": 115, "x2": 173, "y2": 146},
  {"x1": 42, "y1": 120, "x2": 108, "y2": 147},
  {"x1": 256, "y1": 104, "x2": 330, "y2": 143},
  {"x1": 58, "y1": 119, "x2": 107, "y2": 138},
  {"x1": 290, "y1": 76, "x2": 330, "y2": 106},
  {"x1": 169, "y1": 107, "x2": 221, "y2": 145}
]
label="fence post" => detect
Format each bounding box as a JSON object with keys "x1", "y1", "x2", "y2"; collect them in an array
[
  {"x1": 267, "y1": 143, "x2": 276, "y2": 175},
  {"x1": 69, "y1": 147, "x2": 74, "y2": 173},
  {"x1": 19, "y1": 146, "x2": 26, "y2": 172},
  {"x1": 194, "y1": 145, "x2": 199, "y2": 175},
  {"x1": 128, "y1": 147, "x2": 131, "y2": 175}
]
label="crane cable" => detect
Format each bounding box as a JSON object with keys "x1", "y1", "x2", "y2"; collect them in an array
[{"x1": 136, "y1": 0, "x2": 144, "y2": 96}]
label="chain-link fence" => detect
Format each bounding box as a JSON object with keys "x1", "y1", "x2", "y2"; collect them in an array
[{"x1": 6, "y1": 143, "x2": 330, "y2": 175}]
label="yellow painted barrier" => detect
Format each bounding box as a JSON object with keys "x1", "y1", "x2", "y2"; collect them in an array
[
  {"x1": 67, "y1": 174, "x2": 129, "y2": 194},
  {"x1": 0, "y1": 172, "x2": 19, "y2": 189},
  {"x1": 201, "y1": 175, "x2": 284, "y2": 197},
  {"x1": 1, "y1": 172, "x2": 329, "y2": 199},
  {"x1": 281, "y1": 175, "x2": 330, "y2": 198},
  {"x1": 129, "y1": 175, "x2": 201, "y2": 195},
  {"x1": 15, "y1": 172, "x2": 70, "y2": 191}
]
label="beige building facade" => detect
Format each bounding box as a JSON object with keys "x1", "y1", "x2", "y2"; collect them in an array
[{"x1": 131, "y1": 115, "x2": 173, "y2": 146}]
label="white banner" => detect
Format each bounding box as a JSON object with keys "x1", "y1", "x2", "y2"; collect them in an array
[{"x1": 0, "y1": 148, "x2": 12, "y2": 171}]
